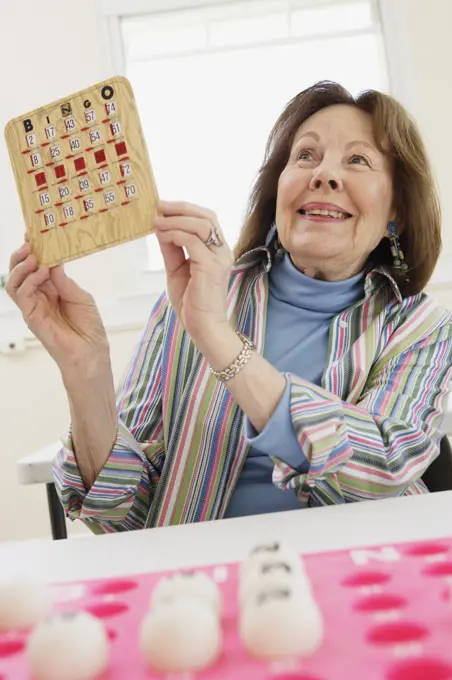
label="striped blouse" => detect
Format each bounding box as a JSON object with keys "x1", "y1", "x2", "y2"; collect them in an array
[{"x1": 53, "y1": 234, "x2": 452, "y2": 534}]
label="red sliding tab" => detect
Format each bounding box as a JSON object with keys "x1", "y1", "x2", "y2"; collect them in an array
[
  {"x1": 35, "y1": 172, "x2": 46, "y2": 187},
  {"x1": 74, "y1": 157, "x2": 86, "y2": 172},
  {"x1": 115, "y1": 141, "x2": 127, "y2": 157},
  {"x1": 54, "y1": 165, "x2": 66, "y2": 179},
  {"x1": 94, "y1": 149, "x2": 106, "y2": 164}
]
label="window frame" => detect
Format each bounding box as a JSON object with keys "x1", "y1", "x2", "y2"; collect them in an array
[
  {"x1": 0, "y1": 0, "x2": 445, "y2": 354},
  {"x1": 100, "y1": 0, "x2": 395, "y2": 278},
  {"x1": 97, "y1": 0, "x2": 450, "y2": 291}
]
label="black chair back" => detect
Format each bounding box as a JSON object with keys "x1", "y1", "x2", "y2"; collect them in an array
[{"x1": 421, "y1": 436, "x2": 452, "y2": 492}]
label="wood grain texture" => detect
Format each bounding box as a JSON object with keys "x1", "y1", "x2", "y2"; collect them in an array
[{"x1": 4, "y1": 76, "x2": 159, "y2": 267}]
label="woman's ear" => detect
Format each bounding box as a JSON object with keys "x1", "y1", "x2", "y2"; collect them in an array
[
  {"x1": 388, "y1": 202, "x2": 401, "y2": 233},
  {"x1": 385, "y1": 212, "x2": 403, "y2": 238}
]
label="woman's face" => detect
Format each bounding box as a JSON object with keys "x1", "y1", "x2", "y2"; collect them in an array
[{"x1": 275, "y1": 104, "x2": 394, "y2": 280}]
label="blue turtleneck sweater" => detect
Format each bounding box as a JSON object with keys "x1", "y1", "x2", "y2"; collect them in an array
[{"x1": 224, "y1": 252, "x2": 364, "y2": 518}]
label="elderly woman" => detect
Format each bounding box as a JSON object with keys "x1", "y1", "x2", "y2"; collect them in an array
[{"x1": 7, "y1": 81, "x2": 452, "y2": 533}]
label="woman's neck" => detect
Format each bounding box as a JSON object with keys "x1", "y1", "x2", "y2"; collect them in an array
[{"x1": 288, "y1": 252, "x2": 366, "y2": 282}]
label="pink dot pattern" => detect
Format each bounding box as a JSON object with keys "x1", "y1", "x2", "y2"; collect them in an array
[{"x1": 1, "y1": 538, "x2": 452, "y2": 679}]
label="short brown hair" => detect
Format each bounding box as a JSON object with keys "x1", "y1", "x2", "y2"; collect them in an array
[{"x1": 234, "y1": 81, "x2": 441, "y2": 296}]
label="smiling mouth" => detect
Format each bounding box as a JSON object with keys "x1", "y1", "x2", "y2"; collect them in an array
[{"x1": 298, "y1": 208, "x2": 352, "y2": 220}]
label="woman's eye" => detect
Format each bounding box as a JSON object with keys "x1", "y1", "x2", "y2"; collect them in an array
[
  {"x1": 297, "y1": 150, "x2": 314, "y2": 161},
  {"x1": 349, "y1": 154, "x2": 370, "y2": 166}
]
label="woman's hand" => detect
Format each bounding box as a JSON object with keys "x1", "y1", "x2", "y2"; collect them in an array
[
  {"x1": 155, "y1": 201, "x2": 234, "y2": 342},
  {"x1": 6, "y1": 243, "x2": 109, "y2": 371}
]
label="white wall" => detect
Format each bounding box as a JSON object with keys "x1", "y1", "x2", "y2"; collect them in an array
[
  {"x1": 1, "y1": 0, "x2": 452, "y2": 542},
  {"x1": 0, "y1": 0, "x2": 149, "y2": 542},
  {"x1": 381, "y1": 0, "x2": 452, "y2": 287},
  {"x1": 0, "y1": 0, "x2": 141, "y2": 298},
  {"x1": 397, "y1": 0, "x2": 452, "y2": 303},
  {"x1": 0, "y1": 328, "x2": 141, "y2": 542},
  {"x1": 404, "y1": 0, "x2": 452, "y2": 255}
]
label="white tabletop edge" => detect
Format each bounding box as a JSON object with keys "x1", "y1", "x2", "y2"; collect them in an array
[
  {"x1": 1, "y1": 492, "x2": 452, "y2": 584},
  {"x1": 16, "y1": 441, "x2": 61, "y2": 484}
]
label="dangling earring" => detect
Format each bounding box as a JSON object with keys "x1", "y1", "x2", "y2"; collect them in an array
[
  {"x1": 387, "y1": 221, "x2": 408, "y2": 273},
  {"x1": 274, "y1": 232, "x2": 285, "y2": 261}
]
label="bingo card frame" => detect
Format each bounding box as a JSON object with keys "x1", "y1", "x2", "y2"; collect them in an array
[{"x1": 4, "y1": 76, "x2": 159, "y2": 268}]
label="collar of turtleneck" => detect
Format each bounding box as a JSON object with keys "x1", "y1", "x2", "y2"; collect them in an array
[{"x1": 268, "y1": 251, "x2": 365, "y2": 314}]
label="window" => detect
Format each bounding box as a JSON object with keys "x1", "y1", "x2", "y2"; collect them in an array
[{"x1": 118, "y1": 0, "x2": 388, "y2": 270}]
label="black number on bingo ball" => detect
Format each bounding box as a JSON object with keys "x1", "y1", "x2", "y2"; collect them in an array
[
  {"x1": 256, "y1": 588, "x2": 292, "y2": 605},
  {"x1": 251, "y1": 542, "x2": 281, "y2": 554},
  {"x1": 261, "y1": 561, "x2": 292, "y2": 574},
  {"x1": 150, "y1": 571, "x2": 221, "y2": 614}
]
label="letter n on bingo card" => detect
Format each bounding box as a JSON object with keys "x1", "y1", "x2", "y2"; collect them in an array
[{"x1": 4, "y1": 76, "x2": 160, "y2": 267}]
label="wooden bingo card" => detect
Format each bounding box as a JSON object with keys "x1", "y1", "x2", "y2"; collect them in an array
[{"x1": 4, "y1": 76, "x2": 159, "y2": 267}]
